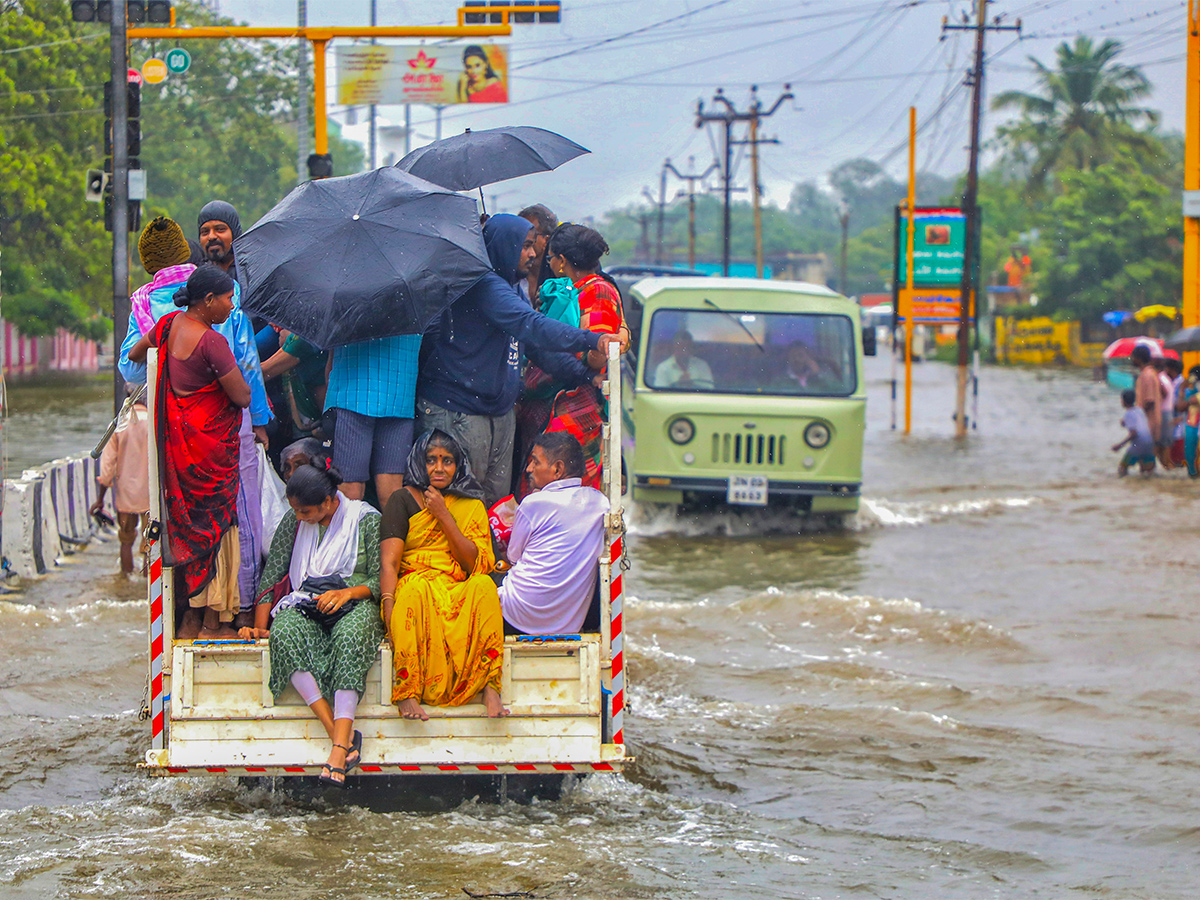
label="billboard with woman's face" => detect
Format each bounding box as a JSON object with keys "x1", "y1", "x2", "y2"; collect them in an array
[{"x1": 337, "y1": 44, "x2": 510, "y2": 106}]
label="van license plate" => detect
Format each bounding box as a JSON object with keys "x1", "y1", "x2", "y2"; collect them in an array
[{"x1": 728, "y1": 475, "x2": 768, "y2": 506}]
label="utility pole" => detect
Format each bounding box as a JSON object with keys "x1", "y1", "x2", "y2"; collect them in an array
[
  {"x1": 368, "y1": 0, "x2": 377, "y2": 168},
  {"x1": 665, "y1": 156, "x2": 719, "y2": 269},
  {"x1": 110, "y1": 0, "x2": 129, "y2": 414},
  {"x1": 641, "y1": 163, "x2": 671, "y2": 265},
  {"x1": 1183, "y1": 1, "x2": 1200, "y2": 376},
  {"x1": 943, "y1": 2, "x2": 1019, "y2": 437},
  {"x1": 837, "y1": 197, "x2": 850, "y2": 295},
  {"x1": 297, "y1": 0, "x2": 309, "y2": 183},
  {"x1": 696, "y1": 85, "x2": 792, "y2": 276}
]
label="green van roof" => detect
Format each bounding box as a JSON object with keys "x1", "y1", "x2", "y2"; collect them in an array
[{"x1": 631, "y1": 276, "x2": 847, "y2": 305}]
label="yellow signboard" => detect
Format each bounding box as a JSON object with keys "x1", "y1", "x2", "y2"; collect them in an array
[
  {"x1": 897, "y1": 287, "x2": 972, "y2": 324},
  {"x1": 141, "y1": 58, "x2": 168, "y2": 85},
  {"x1": 337, "y1": 43, "x2": 510, "y2": 106}
]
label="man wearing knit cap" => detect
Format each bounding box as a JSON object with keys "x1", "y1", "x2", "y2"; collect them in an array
[
  {"x1": 197, "y1": 199, "x2": 272, "y2": 626},
  {"x1": 198, "y1": 200, "x2": 241, "y2": 274},
  {"x1": 118, "y1": 205, "x2": 274, "y2": 627}
]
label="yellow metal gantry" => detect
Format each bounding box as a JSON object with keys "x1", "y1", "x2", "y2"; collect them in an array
[{"x1": 127, "y1": 21, "x2": 513, "y2": 157}]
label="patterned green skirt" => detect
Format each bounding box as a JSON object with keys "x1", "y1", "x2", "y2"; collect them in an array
[{"x1": 268, "y1": 601, "x2": 384, "y2": 700}]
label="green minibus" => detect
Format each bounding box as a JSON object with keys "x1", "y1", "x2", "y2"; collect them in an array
[{"x1": 618, "y1": 277, "x2": 873, "y2": 519}]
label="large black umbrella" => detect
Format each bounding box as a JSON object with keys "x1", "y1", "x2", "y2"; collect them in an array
[
  {"x1": 235, "y1": 167, "x2": 490, "y2": 348},
  {"x1": 1165, "y1": 326, "x2": 1200, "y2": 352},
  {"x1": 394, "y1": 126, "x2": 589, "y2": 194}
]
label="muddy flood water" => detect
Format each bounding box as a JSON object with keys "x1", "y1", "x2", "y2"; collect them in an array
[{"x1": 0, "y1": 357, "x2": 1197, "y2": 899}]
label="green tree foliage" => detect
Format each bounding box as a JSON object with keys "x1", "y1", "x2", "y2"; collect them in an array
[
  {"x1": 991, "y1": 37, "x2": 1158, "y2": 192},
  {"x1": 1032, "y1": 154, "x2": 1180, "y2": 319},
  {"x1": 1, "y1": 0, "x2": 366, "y2": 337}
]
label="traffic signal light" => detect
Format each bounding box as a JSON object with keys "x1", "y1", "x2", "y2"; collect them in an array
[
  {"x1": 307, "y1": 153, "x2": 334, "y2": 180},
  {"x1": 103, "y1": 79, "x2": 141, "y2": 162},
  {"x1": 462, "y1": 2, "x2": 561, "y2": 24},
  {"x1": 70, "y1": 1, "x2": 172, "y2": 23}
]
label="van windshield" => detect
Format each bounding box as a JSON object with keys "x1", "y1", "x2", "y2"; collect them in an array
[{"x1": 644, "y1": 308, "x2": 857, "y2": 396}]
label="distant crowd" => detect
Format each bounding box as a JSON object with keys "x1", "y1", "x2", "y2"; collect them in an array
[
  {"x1": 1114, "y1": 345, "x2": 1200, "y2": 476},
  {"x1": 94, "y1": 197, "x2": 625, "y2": 786}
]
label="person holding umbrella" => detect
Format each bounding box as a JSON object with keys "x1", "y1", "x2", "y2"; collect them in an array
[{"x1": 416, "y1": 214, "x2": 619, "y2": 505}]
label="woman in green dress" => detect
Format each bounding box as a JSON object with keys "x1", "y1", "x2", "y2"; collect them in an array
[{"x1": 239, "y1": 460, "x2": 382, "y2": 787}]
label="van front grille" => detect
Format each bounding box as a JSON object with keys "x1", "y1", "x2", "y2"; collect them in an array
[{"x1": 711, "y1": 432, "x2": 786, "y2": 466}]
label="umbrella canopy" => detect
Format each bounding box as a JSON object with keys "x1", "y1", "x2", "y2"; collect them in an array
[
  {"x1": 394, "y1": 126, "x2": 589, "y2": 192},
  {"x1": 235, "y1": 167, "x2": 490, "y2": 348},
  {"x1": 1102, "y1": 310, "x2": 1132, "y2": 328},
  {"x1": 1102, "y1": 336, "x2": 1163, "y2": 361},
  {"x1": 1133, "y1": 304, "x2": 1177, "y2": 323},
  {"x1": 1164, "y1": 325, "x2": 1200, "y2": 352}
]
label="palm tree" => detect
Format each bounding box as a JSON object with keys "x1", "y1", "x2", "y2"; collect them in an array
[{"x1": 991, "y1": 36, "x2": 1159, "y2": 191}]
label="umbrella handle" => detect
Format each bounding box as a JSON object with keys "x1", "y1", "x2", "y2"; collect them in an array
[{"x1": 478, "y1": 187, "x2": 487, "y2": 217}]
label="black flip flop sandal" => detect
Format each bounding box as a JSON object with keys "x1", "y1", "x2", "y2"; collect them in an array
[
  {"x1": 318, "y1": 763, "x2": 348, "y2": 788},
  {"x1": 345, "y1": 730, "x2": 363, "y2": 772}
]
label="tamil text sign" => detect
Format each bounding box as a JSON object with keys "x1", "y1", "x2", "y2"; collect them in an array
[
  {"x1": 897, "y1": 207, "x2": 966, "y2": 287},
  {"x1": 897, "y1": 287, "x2": 972, "y2": 325},
  {"x1": 337, "y1": 44, "x2": 510, "y2": 106}
]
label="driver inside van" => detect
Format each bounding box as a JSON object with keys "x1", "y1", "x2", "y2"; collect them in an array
[
  {"x1": 775, "y1": 341, "x2": 842, "y2": 394},
  {"x1": 654, "y1": 330, "x2": 714, "y2": 390}
]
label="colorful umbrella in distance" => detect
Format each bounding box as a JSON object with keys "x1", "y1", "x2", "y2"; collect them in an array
[
  {"x1": 1102, "y1": 336, "x2": 1164, "y2": 360},
  {"x1": 235, "y1": 167, "x2": 490, "y2": 349},
  {"x1": 394, "y1": 126, "x2": 590, "y2": 192}
]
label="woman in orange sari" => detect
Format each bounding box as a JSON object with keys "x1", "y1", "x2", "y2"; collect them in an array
[
  {"x1": 514, "y1": 224, "x2": 627, "y2": 498},
  {"x1": 380, "y1": 430, "x2": 506, "y2": 720},
  {"x1": 128, "y1": 265, "x2": 251, "y2": 639}
]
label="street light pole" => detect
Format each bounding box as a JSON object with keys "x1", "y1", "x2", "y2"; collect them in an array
[
  {"x1": 110, "y1": 0, "x2": 130, "y2": 414},
  {"x1": 838, "y1": 198, "x2": 850, "y2": 295}
]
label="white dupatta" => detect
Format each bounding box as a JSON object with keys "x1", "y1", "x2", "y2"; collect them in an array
[{"x1": 272, "y1": 492, "x2": 376, "y2": 617}]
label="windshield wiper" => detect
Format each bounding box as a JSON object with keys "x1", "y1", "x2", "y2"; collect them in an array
[{"x1": 704, "y1": 297, "x2": 766, "y2": 353}]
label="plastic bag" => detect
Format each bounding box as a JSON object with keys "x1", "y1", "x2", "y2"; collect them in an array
[
  {"x1": 488, "y1": 494, "x2": 518, "y2": 546},
  {"x1": 258, "y1": 444, "x2": 288, "y2": 558}
]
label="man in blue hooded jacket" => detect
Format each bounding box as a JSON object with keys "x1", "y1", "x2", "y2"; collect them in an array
[{"x1": 417, "y1": 213, "x2": 618, "y2": 505}]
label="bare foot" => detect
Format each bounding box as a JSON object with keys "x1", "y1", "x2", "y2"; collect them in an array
[
  {"x1": 397, "y1": 697, "x2": 429, "y2": 721},
  {"x1": 321, "y1": 744, "x2": 349, "y2": 786},
  {"x1": 483, "y1": 685, "x2": 509, "y2": 718},
  {"x1": 176, "y1": 609, "x2": 203, "y2": 640}
]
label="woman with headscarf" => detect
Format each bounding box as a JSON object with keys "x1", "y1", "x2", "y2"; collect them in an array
[
  {"x1": 456, "y1": 45, "x2": 508, "y2": 103},
  {"x1": 128, "y1": 265, "x2": 251, "y2": 639},
  {"x1": 241, "y1": 459, "x2": 383, "y2": 788},
  {"x1": 514, "y1": 224, "x2": 627, "y2": 498},
  {"x1": 380, "y1": 430, "x2": 506, "y2": 720}
]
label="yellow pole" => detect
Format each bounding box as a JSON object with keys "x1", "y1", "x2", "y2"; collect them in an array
[
  {"x1": 904, "y1": 106, "x2": 916, "y2": 435},
  {"x1": 312, "y1": 37, "x2": 328, "y2": 156},
  {"x1": 1184, "y1": 1, "x2": 1200, "y2": 375}
]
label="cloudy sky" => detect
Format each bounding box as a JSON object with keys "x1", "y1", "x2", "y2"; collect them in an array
[{"x1": 217, "y1": 0, "x2": 1186, "y2": 221}]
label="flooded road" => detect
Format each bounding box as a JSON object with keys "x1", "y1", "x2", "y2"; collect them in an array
[{"x1": 2, "y1": 357, "x2": 1197, "y2": 899}]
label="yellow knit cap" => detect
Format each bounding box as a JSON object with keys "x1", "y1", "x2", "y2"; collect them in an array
[{"x1": 138, "y1": 216, "x2": 190, "y2": 275}]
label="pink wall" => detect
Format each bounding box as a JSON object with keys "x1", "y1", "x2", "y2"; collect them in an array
[{"x1": 3, "y1": 322, "x2": 100, "y2": 378}]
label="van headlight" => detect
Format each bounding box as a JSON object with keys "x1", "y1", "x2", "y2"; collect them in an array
[
  {"x1": 804, "y1": 421, "x2": 831, "y2": 449},
  {"x1": 668, "y1": 417, "x2": 695, "y2": 445}
]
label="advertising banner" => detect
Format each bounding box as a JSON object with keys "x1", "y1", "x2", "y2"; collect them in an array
[
  {"x1": 897, "y1": 287, "x2": 973, "y2": 324},
  {"x1": 896, "y1": 207, "x2": 966, "y2": 286},
  {"x1": 337, "y1": 44, "x2": 510, "y2": 106}
]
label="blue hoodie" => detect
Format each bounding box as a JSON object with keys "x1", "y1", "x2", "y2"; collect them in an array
[{"x1": 418, "y1": 214, "x2": 599, "y2": 417}]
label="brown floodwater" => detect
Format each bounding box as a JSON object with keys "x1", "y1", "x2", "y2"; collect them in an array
[{"x1": 0, "y1": 357, "x2": 1196, "y2": 899}]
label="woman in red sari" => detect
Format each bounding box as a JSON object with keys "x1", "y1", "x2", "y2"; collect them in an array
[
  {"x1": 457, "y1": 45, "x2": 508, "y2": 103},
  {"x1": 129, "y1": 265, "x2": 251, "y2": 639},
  {"x1": 514, "y1": 225, "x2": 627, "y2": 498}
]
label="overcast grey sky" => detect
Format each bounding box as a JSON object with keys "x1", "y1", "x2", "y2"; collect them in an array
[{"x1": 218, "y1": 0, "x2": 1187, "y2": 221}]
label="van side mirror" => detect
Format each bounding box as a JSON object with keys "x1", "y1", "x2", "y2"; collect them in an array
[{"x1": 862, "y1": 326, "x2": 877, "y2": 357}]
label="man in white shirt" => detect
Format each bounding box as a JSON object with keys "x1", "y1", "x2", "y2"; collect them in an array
[
  {"x1": 499, "y1": 432, "x2": 610, "y2": 635},
  {"x1": 654, "y1": 330, "x2": 714, "y2": 390}
]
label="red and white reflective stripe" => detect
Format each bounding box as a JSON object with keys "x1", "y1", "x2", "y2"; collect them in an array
[
  {"x1": 149, "y1": 761, "x2": 622, "y2": 776},
  {"x1": 148, "y1": 539, "x2": 165, "y2": 750},
  {"x1": 609, "y1": 535, "x2": 625, "y2": 745}
]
